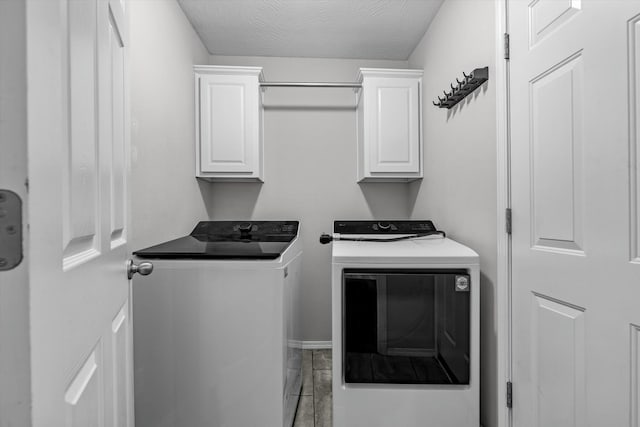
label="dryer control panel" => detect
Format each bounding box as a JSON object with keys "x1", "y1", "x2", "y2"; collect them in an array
[{"x1": 333, "y1": 220, "x2": 437, "y2": 235}]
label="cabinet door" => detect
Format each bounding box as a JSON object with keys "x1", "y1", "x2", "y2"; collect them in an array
[
  {"x1": 367, "y1": 77, "x2": 420, "y2": 174},
  {"x1": 198, "y1": 74, "x2": 260, "y2": 175}
]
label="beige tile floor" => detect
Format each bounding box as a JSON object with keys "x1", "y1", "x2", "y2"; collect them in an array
[{"x1": 293, "y1": 349, "x2": 332, "y2": 427}]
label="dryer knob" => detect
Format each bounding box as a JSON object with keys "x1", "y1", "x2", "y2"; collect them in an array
[{"x1": 378, "y1": 222, "x2": 391, "y2": 231}]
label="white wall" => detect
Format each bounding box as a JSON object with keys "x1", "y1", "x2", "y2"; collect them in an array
[
  {"x1": 207, "y1": 55, "x2": 409, "y2": 341},
  {"x1": 408, "y1": 1, "x2": 498, "y2": 426},
  {"x1": 0, "y1": 1, "x2": 31, "y2": 426},
  {"x1": 130, "y1": 0, "x2": 212, "y2": 250}
]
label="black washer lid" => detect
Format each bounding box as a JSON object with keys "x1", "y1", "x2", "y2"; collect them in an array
[
  {"x1": 190, "y1": 220, "x2": 298, "y2": 242},
  {"x1": 133, "y1": 221, "x2": 299, "y2": 260}
]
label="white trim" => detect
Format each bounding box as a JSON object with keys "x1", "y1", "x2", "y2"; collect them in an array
[
  {"x1": 495, "y1": 0, "x2": 512, "y2": 427},
  {"x1": 193, "y1": 65, "x2": 264, "y2": 81},
  {"x1": 301, "y1": 341, "x2": 332, "y2": 350},
  {"x1": 357, "y1": 67, "x2": 424, "y2": 82}
]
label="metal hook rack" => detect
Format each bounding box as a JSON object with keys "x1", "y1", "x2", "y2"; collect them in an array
[{"x1": 432, "y1": 66, "x2": 488, "y2": 109}]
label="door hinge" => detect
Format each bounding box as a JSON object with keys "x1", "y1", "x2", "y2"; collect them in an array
[
  {"x1": 506, "y1": 381, "x2": 513, "y2": 408},
  {"x1": 504, "y1": 33, "x2": 510, "y2": 60},
  {"x1": 0, "y1": 190, "x2": 23, "y2": 271},
  {"x1": 505, "y1": 208, "x2": 512, "y2": 235}
]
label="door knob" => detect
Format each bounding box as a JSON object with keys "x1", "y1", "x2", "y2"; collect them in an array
[{"x1": 127, "y1": 259, "x2": 153, "y2": 280}]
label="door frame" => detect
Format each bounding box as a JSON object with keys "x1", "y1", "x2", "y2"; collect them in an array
[
  {"x1": 0, "y1": 0, "x2": 31, "y2": 425},
  {"x1": 495, "y1": 0, "x2": 512, "y2": 427}
]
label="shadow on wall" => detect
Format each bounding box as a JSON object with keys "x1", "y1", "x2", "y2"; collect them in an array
[
  {"x1": 478, "y1": 270, "x2": 497, "y2": 427},
  {"x1": 358, "y1": 182, "x2": 421, "y2": 219},
  {"x1": 446, "y1": 81, "x2": 489, "y2": 121},
  {"x1": 407, "y1": 179, "x2": 423, "y2": 216},
  {"x1": 198, "y1": 181, "x2": 263, "y2": 219}
]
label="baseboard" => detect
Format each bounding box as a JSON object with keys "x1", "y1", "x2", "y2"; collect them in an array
[{"x1": 301, "y1": 340, "x2": 332, "y2": 350}]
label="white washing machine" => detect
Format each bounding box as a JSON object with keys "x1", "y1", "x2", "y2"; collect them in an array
[
  {"x1": 325, "y1": 220, "x2": 479, "y2": 427},
  {"x1": 132, "y1": 221, "x2": 302, "y2": 427}
]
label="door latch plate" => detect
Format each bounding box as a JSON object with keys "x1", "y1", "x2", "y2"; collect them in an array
[{"x1": 0, "y1": 190, "x2": 23, "y2": 271}]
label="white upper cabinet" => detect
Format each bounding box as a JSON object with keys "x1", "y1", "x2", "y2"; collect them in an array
[
  {"x1": 195, "y1": 66, "x2": 264, "y2": 181},
  {"x1": 357, "y1": 68, "x2": 423, "y2": 182}
]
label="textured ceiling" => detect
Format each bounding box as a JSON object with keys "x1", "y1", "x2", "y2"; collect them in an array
[{"x1": 177, "y1": 0, "x2": 444, "y2": 60}]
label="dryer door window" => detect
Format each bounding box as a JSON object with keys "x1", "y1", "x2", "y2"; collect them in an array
[{"x1": 342, "y1": 269, "x2": 470, "y2": 385}]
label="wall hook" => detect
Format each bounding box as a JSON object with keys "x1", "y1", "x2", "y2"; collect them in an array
[{"x1": 432, "y1": 67, "x2": 489, "y2": 109}]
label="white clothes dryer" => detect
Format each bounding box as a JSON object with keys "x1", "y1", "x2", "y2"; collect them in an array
[
  {"x1": 324, "y1": 220, "x2": 479, "y2": 427},
  {"x1": 132, "y1": 221, "x2": 302, "y2": 427}
]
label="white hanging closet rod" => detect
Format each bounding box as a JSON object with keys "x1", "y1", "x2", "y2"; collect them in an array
[{"x1": 260, "y1": 81, "x2": 361, "y2": 89}]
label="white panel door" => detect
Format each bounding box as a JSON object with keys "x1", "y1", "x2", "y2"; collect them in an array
[
  {"x1": 509, "y1": 1, "x2": 640, "y2": 426},
  {"x1": 26, "y1": 0, "x2": 133, "y2": 426},
  {"x1": 198, "y1": 73, "x2": 260, "y2": 175},
  {"x1": 367, "y1": 77, "x2": 421, "y2": 174}
]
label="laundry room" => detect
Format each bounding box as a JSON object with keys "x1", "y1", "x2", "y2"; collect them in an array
[
  {"x1": 129, "y1": 0, "x2": 497, "y2": 425},
  {"x1": 2, "y1": 1, "x2": 639, "y2": 427}
]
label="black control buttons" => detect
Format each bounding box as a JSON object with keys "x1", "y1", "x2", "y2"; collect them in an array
[{"x1": 238, "y1": 222, "x2": 252, "y2": 232}]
